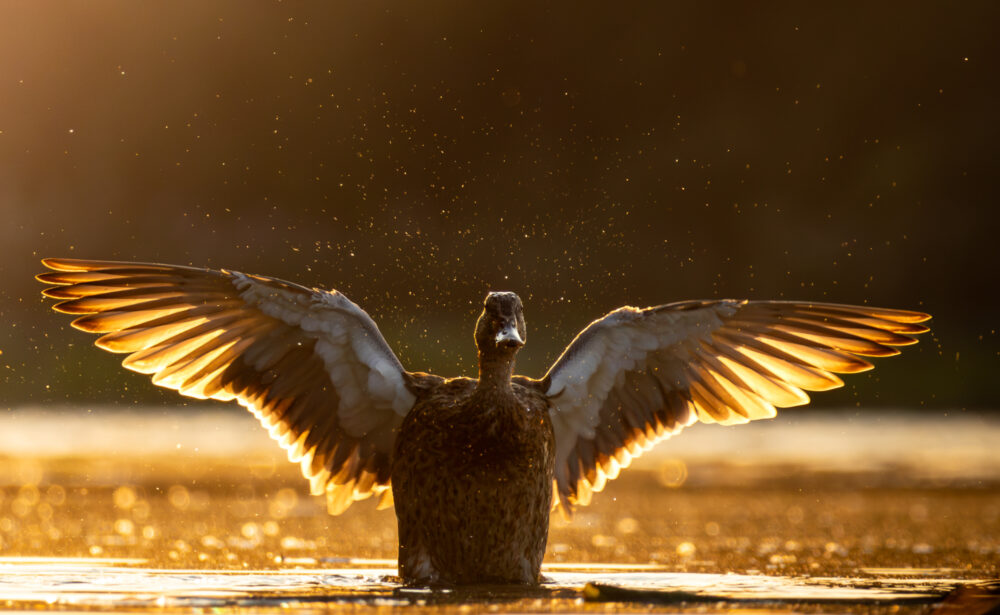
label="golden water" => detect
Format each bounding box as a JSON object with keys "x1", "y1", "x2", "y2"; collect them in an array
[{"x1": 1, "y1": 408, "x2": 997, "y2": 613}]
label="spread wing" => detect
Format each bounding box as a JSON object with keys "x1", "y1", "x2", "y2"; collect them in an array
[
  {"x1": 542, "y1": 299, "x2": 931, "y2": 514},
  {"x1": 37, "y1": 258, "x2": 418, "y2": 514}
]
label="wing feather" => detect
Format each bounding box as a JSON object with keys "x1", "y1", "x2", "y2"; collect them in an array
[
  {"x1": 543, "y1": 299, "x2": 930, "y2": 514},
  {"x1": 38, "y1": 258, "x2": 418, "y2": 514}
]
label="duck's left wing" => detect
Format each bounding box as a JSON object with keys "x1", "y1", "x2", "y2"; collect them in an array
[
  {"x1": 540, "y1": 299, "x2": 931, "y2": 514},
  {"x1": 37, "y1": 258, "x2": 418, "y2": 514}
]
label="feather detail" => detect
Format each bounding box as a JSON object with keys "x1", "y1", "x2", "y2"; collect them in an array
[
  {"x1": 37, "y1": 257, "x2": 417, "y2": 514},
  {"x1": 544, "y1": 299, "x2": 930, "y2": 514}
]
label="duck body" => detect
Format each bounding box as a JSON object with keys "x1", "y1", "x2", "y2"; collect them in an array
[{"x1": 392, "y1": 376, "x2": 554, "y2": 584}]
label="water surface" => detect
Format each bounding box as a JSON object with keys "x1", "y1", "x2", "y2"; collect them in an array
[{"x1": 1, "y1": 408, "x2": 997, "y2": 613}]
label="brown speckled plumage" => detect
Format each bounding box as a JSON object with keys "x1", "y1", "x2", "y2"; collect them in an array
[
  {"x1": 393, "y1": 377, "x2": 553, "y2": 584},
  {"x1": 36, "y1": 259, "x2": 931, "y2": 586}
]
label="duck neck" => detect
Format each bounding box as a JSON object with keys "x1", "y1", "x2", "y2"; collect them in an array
[{"x1": 476, "y1": 351, "x2": 516, "y2": 391}]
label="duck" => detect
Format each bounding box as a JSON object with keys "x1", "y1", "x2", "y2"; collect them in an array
[{"x1": 36, "y1": 258, "x2": 931, "y2": 585}]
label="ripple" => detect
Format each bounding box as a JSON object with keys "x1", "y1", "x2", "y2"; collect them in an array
[{"x1": 0, "y1": 558, "x2": 987, "y2": 611}]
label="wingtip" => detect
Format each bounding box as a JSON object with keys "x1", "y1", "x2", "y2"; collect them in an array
[
  {"x1": 40, "y1": 286, "x2": 75, "y2": 298},
  {"x1": 37, "y1": 258, "x2": 105, "y2": 285},
  {"x1": 874, "y1": 308, "x2": 930, "y2": 324},
  {"x1": 69, "y1": 314, "x2": 106, "y2": 333},
  {"x1": 51, "y1": 299, "x2": 90, "y2": 315},
  {"x1": 879, "y1": 308, "x2": 932, "y2": 324},
  {"x1": 40, "y1": 257, "x2": 91, "y2": 271},
  {"x1": 40, "y1": 257, "x2": 174, "y2": 273}
]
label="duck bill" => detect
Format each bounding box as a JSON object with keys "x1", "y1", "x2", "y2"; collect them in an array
[{"x1": 496, "y1": 325, "x2": 524, "y2": 349}]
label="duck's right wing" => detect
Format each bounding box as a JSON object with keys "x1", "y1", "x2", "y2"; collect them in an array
[
  {"x1": 539, "y1": 299, "x2": 931, "y2": 514},
  {"x1": 37, "y1": 258, "x2": 421, "y2": 514}
]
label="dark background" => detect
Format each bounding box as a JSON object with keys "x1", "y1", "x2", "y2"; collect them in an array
[{"x1": 1, "y1": 2, "x2": 996, "y2": 410}]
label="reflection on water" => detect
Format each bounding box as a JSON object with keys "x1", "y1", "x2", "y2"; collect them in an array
[
  {"x1": 0, "y1": 408, "x2": 997, "y2": 612},
  {"x1": 0, "y1": 557, "x2": 982, "y2": 611}
]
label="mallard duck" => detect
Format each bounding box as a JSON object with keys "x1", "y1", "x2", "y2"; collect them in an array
[{"x1": 36, "y1": 258, "x2": 930, "y2": 584}]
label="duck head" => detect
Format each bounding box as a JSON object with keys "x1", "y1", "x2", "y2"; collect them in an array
[{"x1": 475, "y1": 291, "x2": 526, "y2": 355}]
